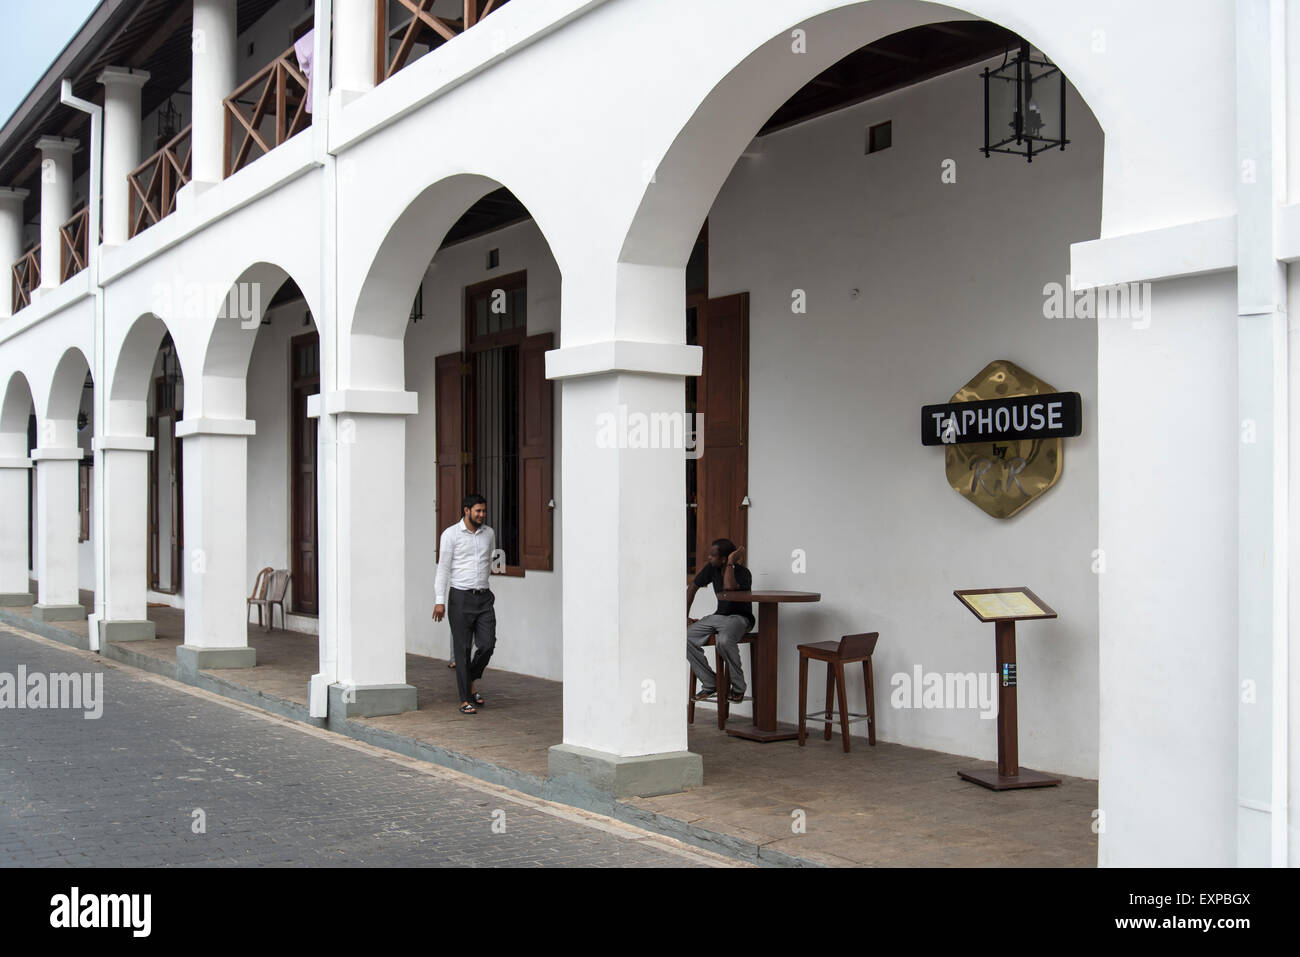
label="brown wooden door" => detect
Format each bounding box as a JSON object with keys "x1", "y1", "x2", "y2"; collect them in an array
[
  {"x1": 691, "y1": 292, "x2": 749, "y2": 566},
  {"x1": 290, "y1": 333, "x2": 320, "y2": 615},
  {"x1": 148, "y1": 377, "x2": 183, "y2": 594}
]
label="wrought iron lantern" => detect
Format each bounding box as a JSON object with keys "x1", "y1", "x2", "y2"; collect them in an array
[
  {"x1": 981, "y1": 42, "x2": 1068, "y2": 162},
  {"x1": 160, "y1": 334, "x2": 183, "y2": 411},
  {"x1": 157, "y1": 96, "x2": 182, "y2": 143},
  {"x1": 78, "y1": 372, "x2": 92, "y2": 431}
]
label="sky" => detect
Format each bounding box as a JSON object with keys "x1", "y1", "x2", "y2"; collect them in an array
[{"x1": 0, "y1": 0, "x2": 103, "y2": 127}]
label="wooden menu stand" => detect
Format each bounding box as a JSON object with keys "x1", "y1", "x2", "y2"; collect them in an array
[{"x1": 953, "y1": 587, "x2": 1060, "y2": 791}]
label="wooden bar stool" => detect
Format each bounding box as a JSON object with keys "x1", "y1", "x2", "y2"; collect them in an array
[
  {"x1": 797, "y1": 632, "x2": 879, "y2": 752},
  {"x1": 687, "y1": 625, "x2": 759, "y2": 730}
]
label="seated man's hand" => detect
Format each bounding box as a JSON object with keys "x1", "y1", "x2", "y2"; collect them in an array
[{"x1": 433, "y1": 604, "x2": 445, "y2": 622}]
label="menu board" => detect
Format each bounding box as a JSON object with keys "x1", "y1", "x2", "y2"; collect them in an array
[{"x1": 954, "y1": 588, "x2": 1056, "y2": 622}]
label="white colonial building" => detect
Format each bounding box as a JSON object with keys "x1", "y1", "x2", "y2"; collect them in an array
[{"x1": 0, "y1": 0, "x2": 1293, "y2": 867}]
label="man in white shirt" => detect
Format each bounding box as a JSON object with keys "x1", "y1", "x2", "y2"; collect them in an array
[{"x1": 433, "y1": 493, "x2": 497, "y2": 714}]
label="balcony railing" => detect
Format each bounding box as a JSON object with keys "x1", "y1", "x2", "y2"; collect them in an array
[
  {"x1": 129, "y1": 124, "x2": 192, "y2": 238},
  {"x1": 59, "y1": 206, "x2": 90, "y2": 282},
  {"x1": 224, "y1": 45, "x2": 312, "y2": 178},
  {"x1": 11, "y1": 245, "x2": 40, "y2": 313},
  {"x1": 376, "y1": 0, "x2": 510, "y2": 84}
]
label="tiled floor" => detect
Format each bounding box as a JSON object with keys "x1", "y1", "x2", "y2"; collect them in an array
[{"x1": 6, "y1": 587, "x2": 1097, "y2": 866}]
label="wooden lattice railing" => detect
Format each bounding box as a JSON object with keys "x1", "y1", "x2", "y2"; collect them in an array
[
  {"x1": 59, "y1": 206, "x2": 90, "y2": 281},
  {"x1": 224, "y1": 45, "x2": 312, "y2": 178},
  {"x1": 11, "y1": 245, "x2": 40, "y2": 313},
  {"x1": 376, "y1": 0, "x2": 510, "y2": 84},
  {"x1": 129, "y1": 124, "x2": 192, "y2": 238}
]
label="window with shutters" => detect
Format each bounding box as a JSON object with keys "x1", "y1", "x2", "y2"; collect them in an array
[{"x1": 435, "y1": 271, "x2": 553, "y2": 573}]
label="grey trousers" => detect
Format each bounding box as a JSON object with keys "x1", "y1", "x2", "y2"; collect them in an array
[{"x1": 687, "y1": 614, "x2": 750, "y2": 694}]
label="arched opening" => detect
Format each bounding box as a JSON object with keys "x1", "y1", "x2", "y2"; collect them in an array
[
  {"x1": 33, "y1": 348, "x2": 95, "y2": 620},
  {"x1": 343, "y1": 174, "x2": 561, "y2": 720},
  {"x1": 611, "y1": 5, "x2": 1104, "y2": 860},
  {"x1": 0, "y1": 372, "x2": 36, "y2": 603}
]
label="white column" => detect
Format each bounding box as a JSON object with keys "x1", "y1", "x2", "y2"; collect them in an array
[
  {"x1": 545, "y1": 270, "x2": 703, "y2": 795},
  {"x1": 94, "y1": 437, "x2": 155, "y2": 641},
  {"x1": 35, "y1": 137, "x2": 78, "y2": 291},
  {"x1": 0, "y1": 459, "x2": 32, "y2": 603},
  {"x1": 176, "y1": 419, "x2": 256, "y2": 673},
  {"x1": 0, "y1": 187, "x2": 29, "y2": 318},
  {"x1": 321, "y1": 392, "x2": 417, "y2": 716},
  {"x1": 189, "y1": 0, "x2": 237, "y2": 189},
  {"x1": 1234, "y1": 0, "x2": 1287, "y2": 867},
  {"x1": 30, "y1": 447, "x2": 85, "y2": 620},
  {"x1": 334, "y1": 0, "x2": 377, "y2": 105},
  {"x1": 97, "y1": 67, "x2": 150, "y2": 246}
]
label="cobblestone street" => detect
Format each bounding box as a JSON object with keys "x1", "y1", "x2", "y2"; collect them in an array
[{"x1": 0, "y1": 629, "x2": 730, "y2": 868}]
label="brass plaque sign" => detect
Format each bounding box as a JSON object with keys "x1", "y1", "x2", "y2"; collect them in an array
[{"x1": 928, "y1": 360, "x2": 1077, "y2": 519}]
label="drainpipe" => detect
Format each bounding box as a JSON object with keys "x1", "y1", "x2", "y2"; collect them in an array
[
  {"x1": 309, "y1": 0, "x2": 338, "y2": 718},
  {"x1": 1235, "y1": 0, "x2": 1288, "y2": 867},
  {"x1": 60, "y1": 79, "x2": 105, "y2": 652}
]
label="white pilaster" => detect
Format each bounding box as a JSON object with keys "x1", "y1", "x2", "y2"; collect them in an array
[
  {"x1": 0, "y1": 187, "x2": 30, "y2": 319},
  {"x1": 97, "y1": 67, "x2": 150, "y2": 246},
  {"x1": 94, "y1": 436, "x2": 155, "y2": 640},
  {"x1": 30, "y1": 447, "x2": 85, "y2": 619},
  {"x1": 35, "y1": 137, "x2": 78, "y2": 291},
  {"x1": 0, "y1": 459, "x2": 32, "y2": 603},
  {"x1": 176, "y1": 418, "x2": 255, "y2": 670},
  {"x1": 545, "y1": 266, "x2": 703, "y2": 796},
  {"x1": 323, "y1": 391, "x2": 417, "y2": 716},
  {"x1": 190, "y1": 0, "x2": 238, "y2": 188}
]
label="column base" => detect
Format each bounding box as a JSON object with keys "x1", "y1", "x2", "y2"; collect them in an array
[
  {"x1": 548, "y1": 743, "x2": 703, "y2": 798},
  {"x1": 176, "y1": 644, "x2": 256, "y2": 679},
  {"x1": 328, "y1": 683, "x2": 418, "y2": 719},
  {"x1": 99, "y1": 619, "x2": 156, "y2": 642},
  {"x1": 0, "y1": 592, "x2": 34, "y2": 606},
  {"x1": 32, "y1": 603, "x2": 85, "y2": 622}
]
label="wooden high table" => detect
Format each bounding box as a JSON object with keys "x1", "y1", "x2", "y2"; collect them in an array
[{"x1": 715, "y1": 590, "x2": 821, "y2": 742}]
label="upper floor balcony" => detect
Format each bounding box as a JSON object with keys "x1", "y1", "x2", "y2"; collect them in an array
[{"x1": 0, "y1": 0, "x2": 520, "y2": 318}]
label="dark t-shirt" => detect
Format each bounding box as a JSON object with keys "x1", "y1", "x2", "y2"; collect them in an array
[{"x1": 693, "y1": 563, "x2": 754, "y2": 626}]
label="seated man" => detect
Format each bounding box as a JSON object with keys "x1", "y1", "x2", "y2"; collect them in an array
[{"x1": 687, "y1": 538, "x2": 755, "y2": 703}]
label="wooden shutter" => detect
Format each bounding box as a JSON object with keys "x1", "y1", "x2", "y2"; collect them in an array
[
  {"x1": 435, "y1": 351, "x2": 467, "y2": 559},
  {"x1": 519, "y1": 332, "x2": 553, "y2": 570},
  {"x1": 696, "y1": 292, "x2": 749, "y2": 559}
]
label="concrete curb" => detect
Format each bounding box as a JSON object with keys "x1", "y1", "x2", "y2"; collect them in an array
[{"x1": 2, "y1": 614, "x2": 822, "y2": 868}]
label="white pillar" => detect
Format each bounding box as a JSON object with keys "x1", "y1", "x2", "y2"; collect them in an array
[
  {"x1": 176, "y1": 419, "x2": 256, "y2": 673},
  {"x1": 97, "y1": 67, "x2": 150, "y2": 246},
  {"x1": 30, "y1": 447, "x2": 85, "y2": 620},
  {"x1": 35, "y1": 137, "x2": 78, "y2": 291},
  {"x1": 334, "y1": 0, "x2": 376, "y2": 104},
  {"x1": 0, "y1": 459, "x2": 32, "y2": 603},
  {"x1": 545, "y1": 271, "x2": 703, "y2": 795},
  {"x1": 1234, "y1": 0, "x2": 1287, "y2": 867},
  {"x1": 321, "y1": 392, "x2": 417, "y2": 716},
  {"x1": 94, "y1": 437, "x2": 155, "y2": 640},
  {"x1": 0, "y1": 187, "x2": 29, "y2": 318},
  {"x1": 189, "y1": 0, "x2": 237, "y2": 189}
]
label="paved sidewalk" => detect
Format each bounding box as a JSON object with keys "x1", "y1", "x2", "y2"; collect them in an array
[
  {"x1": 0, "y1": 628, "x2": 732, "y2": 868},
  {"x1": 0, "y1": 595, "x2": 1099, "y2": 867}
]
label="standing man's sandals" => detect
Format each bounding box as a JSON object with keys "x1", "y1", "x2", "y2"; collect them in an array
[
  {"x1": 471, "y1": 691, "x2": 485, "y2": 707},
  {"x1": 458, "y1": 703, "x2": 477, "y2": 714},
  {"x1": 447, "y1": 660, "x2": 456, "y2": 669}
]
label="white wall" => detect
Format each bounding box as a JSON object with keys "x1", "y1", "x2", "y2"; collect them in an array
[
  {"x1": 403, "y1": 218, "x2": 564, "y2": 678},
  {"x1": 699, "y1": 62, "x2": 1104, "y2": 777}
]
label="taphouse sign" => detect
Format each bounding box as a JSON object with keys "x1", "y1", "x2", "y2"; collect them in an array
[
  {"x1": 924, "y1": 360, "x2": 1082, "y2": 519},
  {"x1": 921, "y1": 392, "x2": 1082, "y2": 446}
]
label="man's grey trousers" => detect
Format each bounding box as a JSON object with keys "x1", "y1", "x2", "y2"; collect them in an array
[{"x1": 687, "y1": 614, "x2": 751, "y2": 694}]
